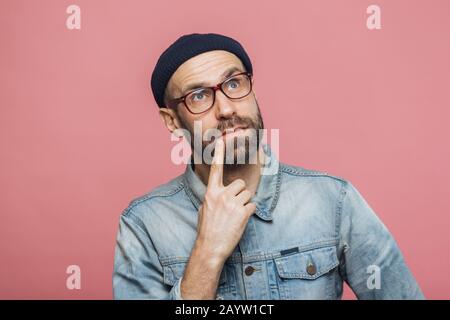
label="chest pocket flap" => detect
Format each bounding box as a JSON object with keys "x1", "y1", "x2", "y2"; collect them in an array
[{"x1": 274, "y1": 245, "x2": 339, "y2": 280}]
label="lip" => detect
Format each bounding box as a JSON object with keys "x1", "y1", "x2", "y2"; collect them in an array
[{"x1": 221, "y1": 126, "x2": 248, "y2": 139}]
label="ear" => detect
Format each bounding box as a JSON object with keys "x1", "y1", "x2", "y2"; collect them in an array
[
  {"x1": 251, "y1": 78, "x2": 257, "y2": 99},
  {"x1": 159, "y1": 107, "x2": 183, "y2": 133}
]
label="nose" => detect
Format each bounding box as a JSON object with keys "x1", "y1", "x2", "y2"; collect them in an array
[{"x1": 214, "y1": 89, "x2": 237, "y2": 119}]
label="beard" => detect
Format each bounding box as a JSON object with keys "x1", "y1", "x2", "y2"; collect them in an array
[
  {"x1": 213, "y1": 110, "x2": 264, "y2": 168},
  {"x1": 181, "y1": 100, "x2": 265, "y2": 168}
]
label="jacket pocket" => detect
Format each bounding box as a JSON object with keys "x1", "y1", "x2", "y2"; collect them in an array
[{"x1": 274, "y1": 245, "x2": 339, "y2": 299}]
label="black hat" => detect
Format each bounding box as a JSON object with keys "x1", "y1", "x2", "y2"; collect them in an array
[{"x1": 150, "y1": 33, "x2": 253, "y2": 108}]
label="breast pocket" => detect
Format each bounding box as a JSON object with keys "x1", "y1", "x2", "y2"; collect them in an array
[
  {"x1": 274, "y1": 245, "x2": 339, "y2": 299},
  {"x1": 162, "y1": 261, "x2": 232, "y2": 299}
]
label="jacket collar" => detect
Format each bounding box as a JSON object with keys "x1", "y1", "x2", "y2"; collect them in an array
[{"x1": 183, "y1": 143, "x2": 281, "y2": 221}]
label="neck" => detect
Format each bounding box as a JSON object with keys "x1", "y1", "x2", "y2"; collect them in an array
[{"x1": 193, "y1": 146, "x2": 264, "y2": 196}]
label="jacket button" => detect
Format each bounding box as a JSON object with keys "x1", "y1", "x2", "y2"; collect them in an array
[
  {"x1": 306, "y1": 262, "x2": 317, "y2": 275},
  {"x1": 244, "y1": 266, "x2": 255, "y2": 276}
]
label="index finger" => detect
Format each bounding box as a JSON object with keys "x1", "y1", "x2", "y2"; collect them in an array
[{"x1": 208, "y1": 138, "x2": 224, "y2": 187}]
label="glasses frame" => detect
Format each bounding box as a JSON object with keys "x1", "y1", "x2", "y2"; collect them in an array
[{"x1": 167, "y1": 72, "x2": 253, "y2": 115}]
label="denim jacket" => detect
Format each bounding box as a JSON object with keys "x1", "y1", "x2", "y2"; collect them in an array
[{"x1": 113, "y1": 144, "x2": 424, "y2": 300}]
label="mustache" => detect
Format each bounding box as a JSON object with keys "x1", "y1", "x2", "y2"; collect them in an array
[{"x1": 216, "y1": 116, "x2": 256, "y2": 133}]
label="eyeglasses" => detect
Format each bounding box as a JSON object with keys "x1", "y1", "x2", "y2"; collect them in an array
[{"x1": 167, "y1": 72, "x2": 253, "y2": 115}]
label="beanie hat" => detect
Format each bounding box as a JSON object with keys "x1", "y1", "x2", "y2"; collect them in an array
[{"x1": 150, "y1": 33, "x2": 253, "y2": 108}]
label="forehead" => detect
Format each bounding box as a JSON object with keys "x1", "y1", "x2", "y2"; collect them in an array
[{"x1": 168, "y1": 50, "x2": 245, "y2": 95}]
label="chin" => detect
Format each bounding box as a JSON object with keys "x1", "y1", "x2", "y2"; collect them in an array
[{"x1": 224, "y1": 143, "x2": 258, "y2": 166}]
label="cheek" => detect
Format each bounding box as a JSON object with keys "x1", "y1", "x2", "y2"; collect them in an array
[
  {"x1": 239, "y1": 99, "x2": 259, "y2": 118},
  {"x1": 197, "y1": 117, "x2": 221, "y2": 141},
  {"x1": 176, "y1": 109, "x2": 194, "y2": 130},
  {"x1": 201, "y1": 121, "x2": 220, "y2": 139},
  {"x1": 180, "y1": 114, "x2": 218, "y2": 139},
  {"x1": 242, "y1": 93, "x2": 258, "y2": 109}
]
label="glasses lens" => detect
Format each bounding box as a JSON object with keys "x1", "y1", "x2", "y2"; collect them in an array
[
  {"x1": 222, "y1": 74, "x2": 251, "y2": 99},
  {"x1": 185, "y1": 88, "x2": 214, "y2": 113}
]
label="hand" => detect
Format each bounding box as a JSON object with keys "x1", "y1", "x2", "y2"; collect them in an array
[{"x1": 195, "y1": 138, "x2": 257, "y2": 262}]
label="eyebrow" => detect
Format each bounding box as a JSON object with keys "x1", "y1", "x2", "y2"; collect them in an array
[{"x1": 180, "y1": 66, "x2": 243, "y2": 95}]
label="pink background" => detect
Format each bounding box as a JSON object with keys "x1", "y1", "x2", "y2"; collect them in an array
[{"x1": 1, "y1": 0, "x2": 449, "y2": 299}]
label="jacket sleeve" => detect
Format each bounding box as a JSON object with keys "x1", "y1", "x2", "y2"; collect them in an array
[
  {"x1": 338, "y1": 180, "x2": 424, "y2": 299},
  {"x1": 113, "y1": 212, "x2": 183, "y2": 300}
]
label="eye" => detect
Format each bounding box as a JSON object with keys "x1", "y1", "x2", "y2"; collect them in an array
[
  {"x1": 226, "y1": 79, "x2": 240, "y2": 90},
  {"x1": 192, "y1": 92, "x2": 205, "y2": 101},
  {"x1": 190, "y1": 89, "x2": 209, "y2": 101}
]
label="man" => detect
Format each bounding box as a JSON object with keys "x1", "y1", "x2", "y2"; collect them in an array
[{"x1": 113, "y1": 33, "x2": 424, "y2": 299}]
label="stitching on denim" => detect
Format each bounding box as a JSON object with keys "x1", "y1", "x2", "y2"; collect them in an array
[
  {"x1": 122, "y1": 183, "x2": 185, "y2": 217},
  {"x1": 280, "y1": 164, "x2": 347, "y2": 184},
  {"x1": 335, "y1": 180, "x2": 348, "y2": 240},
  {"x1": 274, "y1": 246, "x2": 339, "y2": 278},
  {"x1": 121, "y1": 211, "x2": 152, "y2": 241},
  {"x1": 267, "y1": 166, "x2": 282, "y2": 214},
  {"x1": 181, "y1": 175, "x2": 201, "y2": 209},
  {"x1": 159, "y1": 238, "x2": 339, "y2": 265},
  {"x1": 276, "y1": 261, "x2": 339, "y2": 279}
]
